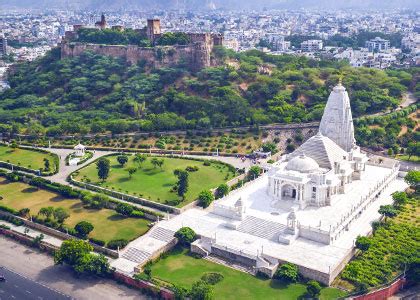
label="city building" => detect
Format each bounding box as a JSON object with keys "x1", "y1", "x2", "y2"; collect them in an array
[
  {"x1": 365, "y1": 37, "x2": 390, "y2": 52},
  {"x1": 0, "y1": 35, "x2": 7, "y2": 57},
  {"x1": 301, "y1": 39, "x2": 323, "y2": 52}
]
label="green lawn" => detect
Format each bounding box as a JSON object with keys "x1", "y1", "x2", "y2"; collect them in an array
[
  {"x1": 74, "y1": 155, "x2": 235, "y2": 206},
  {"x1": 0, "y1": 178, "x2": 150, "y2": 242},
  {"x1": 395, "y1": 154, "x2": 420, "y2": 163},
  {"x1": 151, "y1": 247, "x2": 346, "y2": 300},
  {"x1": 0, "y1": 145, "x2": 56, "y2": 171}
]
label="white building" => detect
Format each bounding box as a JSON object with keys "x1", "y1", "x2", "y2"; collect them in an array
[
  {"x1": 111, "y1": 83, "x2": 407, "y2": 285},
  {"x1": 301, "y1": 39, "x2": 323, "y2": 52},
  {"x1": 365, "y1": 37, "x2": 390, "y2": 52}
]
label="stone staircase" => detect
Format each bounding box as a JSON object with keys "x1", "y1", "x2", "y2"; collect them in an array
[
  {"x1": 149, "y1": 227, "x2": 176, "y2": 242},
  {"x1": 122, "y1": 247, "x2": 152, "y2": 264},
  {"x1": 237, "y1": 216, "x2": 286, "y2": 241}
]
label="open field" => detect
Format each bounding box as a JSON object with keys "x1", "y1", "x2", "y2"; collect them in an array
[
  {"x1": 0, "y1": 178, "x2": 150, "y2": 242},
  {"x1": 0, "y1": 145, "x2": 57, "y2": 171},
  {"x1": 74, "y1": 155, "x2": 235, "y2": 206},
  {"x1": 151, "y1": 247, "x2": 346, "y2": 300}
]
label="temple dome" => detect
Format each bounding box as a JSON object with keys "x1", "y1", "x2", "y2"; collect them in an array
[{"x1": 285, "y1": 153, "x2": 319, "y2": 173}]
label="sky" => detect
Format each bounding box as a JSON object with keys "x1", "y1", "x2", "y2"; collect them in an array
[{"x1": 1, "y1": 0, "x2": 419, "y2": 10}]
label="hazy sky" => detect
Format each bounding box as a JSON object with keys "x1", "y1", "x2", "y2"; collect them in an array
[{"x1": 1, "y1": 0, "x2": 419, "y2": 10}]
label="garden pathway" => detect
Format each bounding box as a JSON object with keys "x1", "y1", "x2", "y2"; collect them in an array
[{"x1": 39, "y1": 147, "x2": 113, "y2": 185}]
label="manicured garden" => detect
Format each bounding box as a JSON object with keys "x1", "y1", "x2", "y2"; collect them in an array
[
  {"x1": 338, "y1": 172, "x2": 420, "y2": 292},
  {"x1": 0, "y1": 144, "x2": 57, "y2": 172},
  {"x1": 0, "y1": 177, "x2": 150, "y2": 242},
  {"x1": 74, "y1": 155, "x2": 235, "y2": 206},
  {"x1": 150, "y1": 247, "x2": 346, "y2": 300}
]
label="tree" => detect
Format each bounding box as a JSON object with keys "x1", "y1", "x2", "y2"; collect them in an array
[
  {"x1": 133, "y1": 153, "x2": 147, "y2": 168},
  {"x1": 151, "y1": 157, "x2": 159, "y2": 169},
  {"x1": 175, "y1": 227, "x2": 196, "y2": 246},
  {"x1": 215, "y1": 184, "x2": 229, "y2": 199},
  {"x1": 392, "y1": 192, "x2": 408, "y2": 207},
  {"x1": 378, "y1": 205, "x2": 398, "y2": 221},
  {"x1": 275, "y1": 263, "x2": 299, "y2": 283},
  {"x1": 43, "y1": 158, "x2": 50, "y2": 171},
  {"x1": 116, "y1": 203, "x2": 134, "y2": 216},
  {"x1": 306, "y1": 280, "x2": 322, "y2": 298},
  {"x1": 39, "y1": 206, "x2": 54, "y2": 219},
  {"x1": 156, "y1": 159, "x2": 164, "y2": 169},
  {"x1": 406, "y1": 142, "x2": 420, "y2": 160},
  {"x1": 126, "y1": 166, "x2": 137, "y2": 179},
  {"x1": 74, "y1": 221, "x2": 94, "y2": 238},
  {"x1": 404, "y1": 170, "x2": 420, "y2": 191},
  {"x1": 355, "y1": 236, "x2": 371, "y2": 251},
  {"x1": 18, "y1": 208, "x2": 30, "y2": 218},
  {"x1": 54, "y1": 239, "x2": 109, "y2": 277},
  {"x1": 248, "y1": 166, "x2": 261, "y2": 179},
  {"x1": 73, "y1": 253, "x2": 110, "y2": 276},
  {"x1": 96, "y1": 158, "x2": 110, "y2": 182},
  {"x1": 177, "y1": 170, "x2": 189, "y2": 199},
  {"x1": 198, "y1": 190, "x2": 215, "y2": 208},
  {"x1": 54, "y1": 239, "x2": 93, "y2": 266},
  {"x1": 190, "y1": 280, "x2": 214, "y2": 300},
  {"x1": 53, "y1": 207, "x2": 70, "y2": 223},
  {"x1": 117, "y1": 155, "x2": 128, "y2": 167},
  {"x1": 261, "y1": 142, "x2": 277, "y2": 154}
]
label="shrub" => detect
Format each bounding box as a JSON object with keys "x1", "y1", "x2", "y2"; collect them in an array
[
  {"x1": 190, "y1": 280, "x2": 214, "y2": 300},
  {"x1": 198, "y1": 190, "x2": 215, "y2": 208},
  {"x1": 355, "y1": 236, "x2": 372, "y2": 251},
  {"x1": 107, "y1": 239, "x2": 129, "y2": 250},
  {"x1": 74, "y1": 221, "x2": 94, "y2": 239},
  {"x1": 175, "y1": 227, "x2": 196, "y2": 246},
  {"x1": 201, "y1": 272, "x2": 224, "y2": 285},
  {"x1": 215, "y1": 184, "x2": 229, "y2": 199},
  {"x1": 130, "y1": 210, "x2": 144, "y2": 218},
  {"x1": 186, "y1": 166, "x2": 199, "y2": 172},
  {"x1": 89, "y1": 237, "x2": 106, "y2": 247},
  {"x1": 116, "y1": 203, "x2": 134, "y2": 216},
  {"x1": 306, "y1": 280, "x2": 322, "y2": 298},
  {"x1": 274, "y1": 263, "x2": 299, "y2": 283}
]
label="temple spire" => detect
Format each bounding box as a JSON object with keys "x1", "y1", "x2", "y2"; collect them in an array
[{"x1": 319, "y1": 83, "x2": 355, "y2": 152}]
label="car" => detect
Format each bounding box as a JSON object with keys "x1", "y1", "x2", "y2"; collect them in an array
[{"x1": 0, "y1": 275, "x2": 5, "y2": 282}]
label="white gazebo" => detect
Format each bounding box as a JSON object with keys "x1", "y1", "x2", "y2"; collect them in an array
[{"x1": 74, "y1": 143, "x2": 86, "y2": 157}]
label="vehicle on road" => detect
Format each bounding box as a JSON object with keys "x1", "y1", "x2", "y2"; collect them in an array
[{"x1": 0, "y1": 275, "x2": 6, "y2": 282}]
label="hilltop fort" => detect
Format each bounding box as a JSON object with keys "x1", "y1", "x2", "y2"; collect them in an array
[{"x1": 60, "y1": 15, "x2": 224, "y2": 71}]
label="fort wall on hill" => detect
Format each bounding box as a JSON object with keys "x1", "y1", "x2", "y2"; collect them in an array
[{"x1": 60, "y1": 32, "x2": 223, "y2": 71}]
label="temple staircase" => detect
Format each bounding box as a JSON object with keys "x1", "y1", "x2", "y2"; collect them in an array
[{"x1": 237, "y1": 216, "x2": 287, "y2": 241}]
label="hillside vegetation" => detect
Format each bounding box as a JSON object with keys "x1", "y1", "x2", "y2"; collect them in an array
[{"x1": 0, "y1": 47, "x2": 417, "y2": 137}]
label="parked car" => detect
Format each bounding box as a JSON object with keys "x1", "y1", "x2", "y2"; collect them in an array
[{"x1": 0, "y1": 275, "x2": 5, "y2": 282}]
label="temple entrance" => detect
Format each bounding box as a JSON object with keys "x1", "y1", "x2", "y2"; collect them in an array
[{"x1": 281, "y1": 184, "x2": 297, "y2": 201}]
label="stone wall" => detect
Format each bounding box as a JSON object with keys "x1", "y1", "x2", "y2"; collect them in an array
[{"x1": 60, "y1": 40, "x2": 218, "y2": 71}]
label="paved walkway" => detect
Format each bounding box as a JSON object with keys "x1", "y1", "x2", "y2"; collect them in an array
[
  {"x1": 0, "y1": 220, "x2": 63, "y2": 247},
  {"x1": 41, "y1": 148, "x2": 113, "y2": 185}
]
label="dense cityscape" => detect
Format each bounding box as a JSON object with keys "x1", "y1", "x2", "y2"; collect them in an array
[{"x1": 0, "y1": 2, "x2": 419, "y2": 300}]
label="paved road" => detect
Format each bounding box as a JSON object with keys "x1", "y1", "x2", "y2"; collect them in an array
[
  {"x1": 0, "y1": 267, "x2": 71, "y2": 300},
  {"x1": 0, "y1": 237, "x2": 149, "y2": 300}
]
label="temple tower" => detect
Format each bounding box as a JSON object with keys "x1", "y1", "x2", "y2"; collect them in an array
[{"x1": 319, "y1": 82, "x2": 355, "y2": 152}]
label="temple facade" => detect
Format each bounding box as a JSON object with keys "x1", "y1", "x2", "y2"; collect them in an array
[{"x1": 267, "y1": 83, "x2": 369, "y2": 209}]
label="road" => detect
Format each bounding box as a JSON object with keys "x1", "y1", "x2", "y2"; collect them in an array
[
  {"x1": 0, "y1": 237, "x2": 149, "y2": 300},
  {"x1": 0, "y1": 267, "x2": 71, "y2": 300}
]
